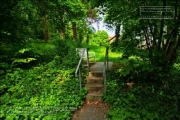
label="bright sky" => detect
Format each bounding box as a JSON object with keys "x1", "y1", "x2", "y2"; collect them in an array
[
  {"x1": 92, "y1": 21, "x2": 115, "y2": 37},
  {"x1": 91, "y1": 15, "x2": 115, "y2": 37}
]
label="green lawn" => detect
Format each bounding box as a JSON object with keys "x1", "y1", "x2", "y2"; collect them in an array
[{"x1": 83, "y1": 44, "x2": 123, "y2": 63}]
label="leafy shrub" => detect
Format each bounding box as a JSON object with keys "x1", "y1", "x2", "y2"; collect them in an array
[
  {"x1": 0, "y1": 39, "x2": 87, "y2": 119},
  {"x1": 1, "y1": 37, "x2": 79, "y2": 70},
  {"x1": 91, "y1": 30, "x2": 109, "y2": 46},
  {"x1": 0, "y1": 59, "x2": 87, "y2": 119},
  {"x1": 103, "y1": 66, "x2": 180, "y2": 120},
  {"x1": 0, "y1": 39, "x2": 57, "y2": 69}
]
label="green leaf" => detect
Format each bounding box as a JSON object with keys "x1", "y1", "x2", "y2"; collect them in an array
[
  {"x1": 12, "y1": 58, "x2": 36, "y2": 64},
  {"x1": 18, "y1": 48, "x2": 31, "y2": 54}
]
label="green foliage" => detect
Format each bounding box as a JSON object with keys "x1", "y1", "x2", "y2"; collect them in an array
[
  {"x1": 0, "y1": 40, "x2": 57, "y2": 69},
  {"x1": 103, "y1": 38, "x2": 180, "y2": 119},
  {"x1": 1, "y1": 0, "x2": 179, "y2": 119},
  {"x1": 104, "y1": 0, "x2": 180, "y2": 71},
  {"x1": 0, "y1": 37, "x2": 80, "y2": 70},
  {"x1": 11, "y1": 48, "x2": 37, "y2": 65},
  {"x1": 0, "y1": 56, "x2": 87, "y2": 120},
  {"x1": 54, "y1": 39, "x2": 79, "y2": 68},
  {"x1": 115, "y1": 56, "x2": 153, "y2": 86},
  {"x1": 12, "y1": 58, "x2": 37, "y2": 64},
  {"x1": 0, "y1": 36, "x2": 88, "y2": 119},
  {"x1": 103, "y1": 70, "x2": 180, "y2": 120},
  {"x1": 25, "y1": 40, "x2": 56, "y2": 63},
  {"x1": 91, "y1": 30, "x2": 109, "y2": 46}
]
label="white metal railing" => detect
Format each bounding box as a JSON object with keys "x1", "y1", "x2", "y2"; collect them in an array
[
  {"x1": 75, "y1": 48, "x2": 89, "y2": 90},
  {"x1": 103, "y1": 47, "x2": 109, "y2": 94}
]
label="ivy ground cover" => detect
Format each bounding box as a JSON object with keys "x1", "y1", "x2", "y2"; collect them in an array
[{"x1": 0, "y1": 59, "x2": 87, "y2": 120}]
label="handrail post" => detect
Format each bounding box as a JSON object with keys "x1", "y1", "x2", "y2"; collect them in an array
[
  {"x1": 106, "y1": 47, "x2": 109, "y2": 74},
  {"x1": 79, "y1": 68, "x2": 82, "y2": 90},
  {"x1": 75, "y1": 48, "x2": 86, "y2": 90},
  {"x1": 103, "y1": 47, "x2": 109, "y2": 94},
  {"x1": 104, "y1": 69, "x2": 106, "y2": 94},
  {"x1": 86, "y1": 48, "x2": 90, "y2": 71}
]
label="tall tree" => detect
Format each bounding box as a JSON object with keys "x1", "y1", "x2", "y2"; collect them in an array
[
  {"x1": 102, "y1": 0, "x2": 180, "y2": 83},
  {"x1": 83, "y1": 0, "x2": 101, "y2": 44},
  {"x1": 31, "y1": 0, "x2": 53, "y2": 42}
]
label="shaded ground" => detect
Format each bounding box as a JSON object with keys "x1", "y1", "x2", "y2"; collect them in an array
[
  {"x1": 90, "y1": 62, "x2": 113, "y2": 71},
  {"x1": 72, "y1": 101, "x2": 109, "y2": 120},
  {"x1": 111, "y1": 62, "x2": 123, "y2": 70},
  {"x1": 71, "y1": 62, "x2": 120, "y2": 120}
]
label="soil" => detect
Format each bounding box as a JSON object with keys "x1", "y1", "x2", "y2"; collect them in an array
[{"x1": 71, "y1": 101, "x2": 110, "y2": 120}]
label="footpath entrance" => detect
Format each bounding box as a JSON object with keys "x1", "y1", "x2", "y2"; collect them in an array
[{"x1": 72, "y1": 62, "x2": 113, "y2": 120}]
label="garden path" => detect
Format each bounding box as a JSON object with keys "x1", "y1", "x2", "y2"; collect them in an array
[{"x1": 72, "y1": 62, "x2": 114, "y2": 120}]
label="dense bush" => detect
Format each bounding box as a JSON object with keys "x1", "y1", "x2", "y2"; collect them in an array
[
  {"x1": 0, "y1": 38, "x2": 87, "y2": 119},
  {"x1": 0, "y1": 58, "x2": 87, "y2": 120},
  {"x1": 103, "y1": 61, "x2": 180, "y2": 120},
  {"x1": 90, "y1": 30, "x2": 109, "y2": 46},
  {"x1": 0, "y1": 39, "x2": 56, "y2": 70}
]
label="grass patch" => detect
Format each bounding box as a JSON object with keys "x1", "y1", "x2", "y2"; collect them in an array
[{"x1": 82, "y1": 44, "x2": 123, "y2": 63}]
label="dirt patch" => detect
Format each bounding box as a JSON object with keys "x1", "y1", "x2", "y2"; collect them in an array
[
  {"x1": 72, "y1": 101, "x2": 109, "y2": 120},
  {"x1": 111, "y1": 62, "x2": 123, "y2": 70}
]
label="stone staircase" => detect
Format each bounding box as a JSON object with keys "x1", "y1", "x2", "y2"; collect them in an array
[
  {"x1": 85, "y1": 70, "x2": 104, "y2": 101},
  {"x1": 83, "y1": 62, "x2": 113, "y2": 101}
]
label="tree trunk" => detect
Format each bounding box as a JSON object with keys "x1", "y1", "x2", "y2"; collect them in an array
[
  {"x1": 42, "y1": 16, "x2": 50, "y2": 42},
  {"x1": 148, "y1": 20, "x2": 157, "y2": 47},
  {"x1": 158, "y1": 0, "x2": 166, "y2": 49},
  {"x1": 165, "y1": 14, "x2": 180, "y2": 64},
  {"x1": 86, "y1": 22, "x2": 89, "y2": 44},
  {"x1": 115, "y1": 24, "x2": 121, "y2": 41},
  {"x1": 58, "y1": 12, "x2": 66, "y2": 40},
  {"x1": 79, "y1": 29, "x2": 83, "y2": 43},
  {"x1": 166, "y1": 28, "x2": 179, "y2": 64},
  {"x1": 72, "y1": 22, "x2": 77, "y2": 41},
  {"x1": 144, "y1": 28, "x2": 153, "y2": 64},
  {"x1": 60, "y1": 26, "x2": 65, "y2": 40}
]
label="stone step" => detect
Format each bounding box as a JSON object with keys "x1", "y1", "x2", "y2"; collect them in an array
[
  {"x1": 86, "y1": 76, "x2": 104, "y2": 84},
  {"x1": 89, "y1": 71, "x2": 103, "y2": 77},
  {"x1": 85, "y1": 83, "x2": 104, "y2": 91},
  {"x1": 88, "y1": 90, "x2": 103, "y2": 95},
  {"x1": 86, "y1": 93, "x2": 102, "y2": 101}
]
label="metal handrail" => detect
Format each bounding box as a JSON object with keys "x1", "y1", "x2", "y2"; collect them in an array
[
  {"x1": 75, "y1": 48, "x2": 89, "y2": 90},
  {"x1": 103, "y1": 47, "x2": 109, "y2": 94}
]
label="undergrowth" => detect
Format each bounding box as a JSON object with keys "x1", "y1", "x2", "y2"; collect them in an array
[
  {"x1": 0, "y1": 59, "x2": 87, "y2": 119},
  {"x1": 103, "y1": 61, "x2": 180, "y2": 120},
  {"x1": 0, "y1": 39, "x2": 88, "y2": 119}
]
